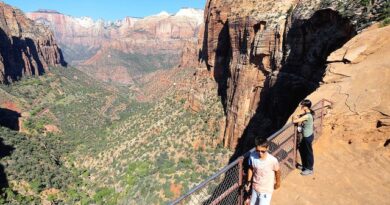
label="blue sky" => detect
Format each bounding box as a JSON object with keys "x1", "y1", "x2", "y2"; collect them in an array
[{"x1": 3, "y1": 0, "x2": 206, "y2": 20}]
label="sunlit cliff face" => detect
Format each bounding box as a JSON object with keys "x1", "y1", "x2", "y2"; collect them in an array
[{"x1": 195, "y1": 0, "x2": 385, "y2": 154}]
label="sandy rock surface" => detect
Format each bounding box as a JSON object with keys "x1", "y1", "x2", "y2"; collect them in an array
[{"x1": 274, "y1": 24, "x2": 390, "y2": 205}]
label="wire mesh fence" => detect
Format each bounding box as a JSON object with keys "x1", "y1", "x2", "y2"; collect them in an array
[
  {"x1": 267, "y1": 124, "x2": 296, "y2": 179},
  {"x1": 171, "y1": 158, "x2": 243, "y2": 205},
  {"x1": 171, "y1": 99, "x2": 332, "y2": 205}
]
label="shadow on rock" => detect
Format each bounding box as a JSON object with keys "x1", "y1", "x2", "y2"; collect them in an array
[
  {"x1": 0, "y1": 108, "x2": 21, "y2": 131},
  {"x1": 0, "y1": 137, "x2": 14, "y2": 190}
]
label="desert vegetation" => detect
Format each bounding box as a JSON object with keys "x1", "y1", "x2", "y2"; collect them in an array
[{"x1": 0, "y1": 66, "x2": 229, "y2": 204}]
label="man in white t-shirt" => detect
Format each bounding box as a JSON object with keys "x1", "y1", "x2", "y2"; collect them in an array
[{"x1": 245, "y1": 138, "x2": 281, "y2": 205}]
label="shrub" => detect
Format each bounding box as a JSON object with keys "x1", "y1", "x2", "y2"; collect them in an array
[
  {"x1": 380, "y1": 17, "x2": 390, "y2": 27},
  {"x1": 360, "y1": 0, "x2": 371, "y2": 6}
]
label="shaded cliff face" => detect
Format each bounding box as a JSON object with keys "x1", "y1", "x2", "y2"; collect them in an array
[
  {"x1": 273, "y1": 24, "x2": 390, "y2": 205},
  {"x1": 191, "y1": 0, "x2": 387, "y2": 153},
  {"x1": 0, "y1": 3, "x2": 66, "y2": 84}
]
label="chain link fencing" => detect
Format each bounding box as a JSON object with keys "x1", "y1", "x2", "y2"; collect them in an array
[{"x1": 171, "y1": 99, "x2": 332, "y2": 205}]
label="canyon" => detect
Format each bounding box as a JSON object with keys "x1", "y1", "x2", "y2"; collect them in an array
[
  {"x1": 27, "y1": 9, "x2": 203, "y2": 84},
  {"x1": 0, "y1": 0, "x2": 389, "y2": 204}
]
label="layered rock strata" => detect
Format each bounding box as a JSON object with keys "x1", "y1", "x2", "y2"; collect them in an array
[
  {"x1": 190, "y1": 0, "x2": 387, "y2": 153},
  {"x1": 0, "y1": 3, "x2": 66, "y2": 84},
  {"x1": 27, "y1": 9, "x2": 203, "y2": 63},
  {"x1": 27, "y1": 9, "x2": 203, "y2": 84}
]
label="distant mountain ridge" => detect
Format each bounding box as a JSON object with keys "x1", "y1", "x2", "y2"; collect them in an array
[
  {"x1": 27, "y1": 8, "x2": 203, "y2": 42},
  {"x1": 32, "y1": 8, "x2": 203, "y2": 24},
  {"x1": 33, "y1": 9, "x2": 62, "y2": 14},
  {"x1": 26, "y1": 8, "x2": 203, "y2": 84}
]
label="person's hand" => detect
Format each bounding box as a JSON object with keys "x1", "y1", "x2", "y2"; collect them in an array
[
  {"x1": 292, "y1": 116, "x2": 298, "y2": 124},
  {"x1": 245, "y1": 182, "x2": 251, "y2": 192},
  {"x1": 274, "y1": 182, "x2": 281, "y2": 190}
]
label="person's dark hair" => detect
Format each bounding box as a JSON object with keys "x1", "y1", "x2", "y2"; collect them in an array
[
  {"x1": 300, "y1": 99, "x2": 315, "y2": 115},
  {"x1": 255, "y1": 137, "x2": 269, "y2": 147},
  {"x1": 300, "y1": 99, "x2": 312, "y2": 108}
]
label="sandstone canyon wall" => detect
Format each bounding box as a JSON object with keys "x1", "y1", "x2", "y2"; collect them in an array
[
  {"x1": 189, "y1": 0, "x2": 388, "y2": 154},
  {"x1": 27, "y1": 9, "x2": 204, "y2": 84},
  {"x1": 0, "y1": 3, "x2": 66, "y2": 84}
]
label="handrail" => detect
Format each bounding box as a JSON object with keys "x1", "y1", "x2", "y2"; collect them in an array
[
  {"x1": 243, "y1": 122, "x2": 294, "y2": 158},
  {"x1": 171, "y1": 156, "x2": 243, "y2": 203},
  {"x1": 170, "y1": 98, "x2": 333, "y2": 205}
]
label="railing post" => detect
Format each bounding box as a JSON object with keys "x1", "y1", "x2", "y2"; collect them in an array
[{"x1": 238, "y1": 157, "x2": 244, "y2": 205}]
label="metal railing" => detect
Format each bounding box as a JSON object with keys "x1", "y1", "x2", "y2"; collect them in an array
[{"x1": 170, "y1": 99, "x2": 333, "y2": 205}]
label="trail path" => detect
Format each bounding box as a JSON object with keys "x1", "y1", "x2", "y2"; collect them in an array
[
  {"x1": 273, "y1": 119, "x2": 390, "y2": 205},
  {"x1": 273, "y1": 24, "x2": 390, "y2": 205}
]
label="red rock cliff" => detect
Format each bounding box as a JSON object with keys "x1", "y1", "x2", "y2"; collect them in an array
[
  {"x1": 27, "y1": 9, "x2": 203, "y2": 84},
  {"x1": 0, "y1": 3, "x2": 65, "y2": 84},
  {"x1": 191, "y1": 0, "x2": 387, "y2": 152},
  {"x1": 27, "y1": 9, "x2": 203, "y2": 65}
]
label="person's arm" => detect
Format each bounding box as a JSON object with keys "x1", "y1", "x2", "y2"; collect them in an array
[
  {"x1": 292, "y1": 114, "x2": 308, "y2": 124},
  {"x1": 273, "y1": 159, "x2": 281, "y2": 190},
  {"x1": 274, "y1": 169, "x2": 281, "y2": 189},
  {"x1": 245, "y1": 166, "x2": 253, "y2": 192},
  {"x1": 247, "y1": 167, "x2": 253, "y2": 183}
]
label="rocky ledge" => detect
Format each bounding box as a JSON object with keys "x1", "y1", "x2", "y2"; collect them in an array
[{"x1": 188, "y1": 0, "x2": 388, "y2": 154}]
